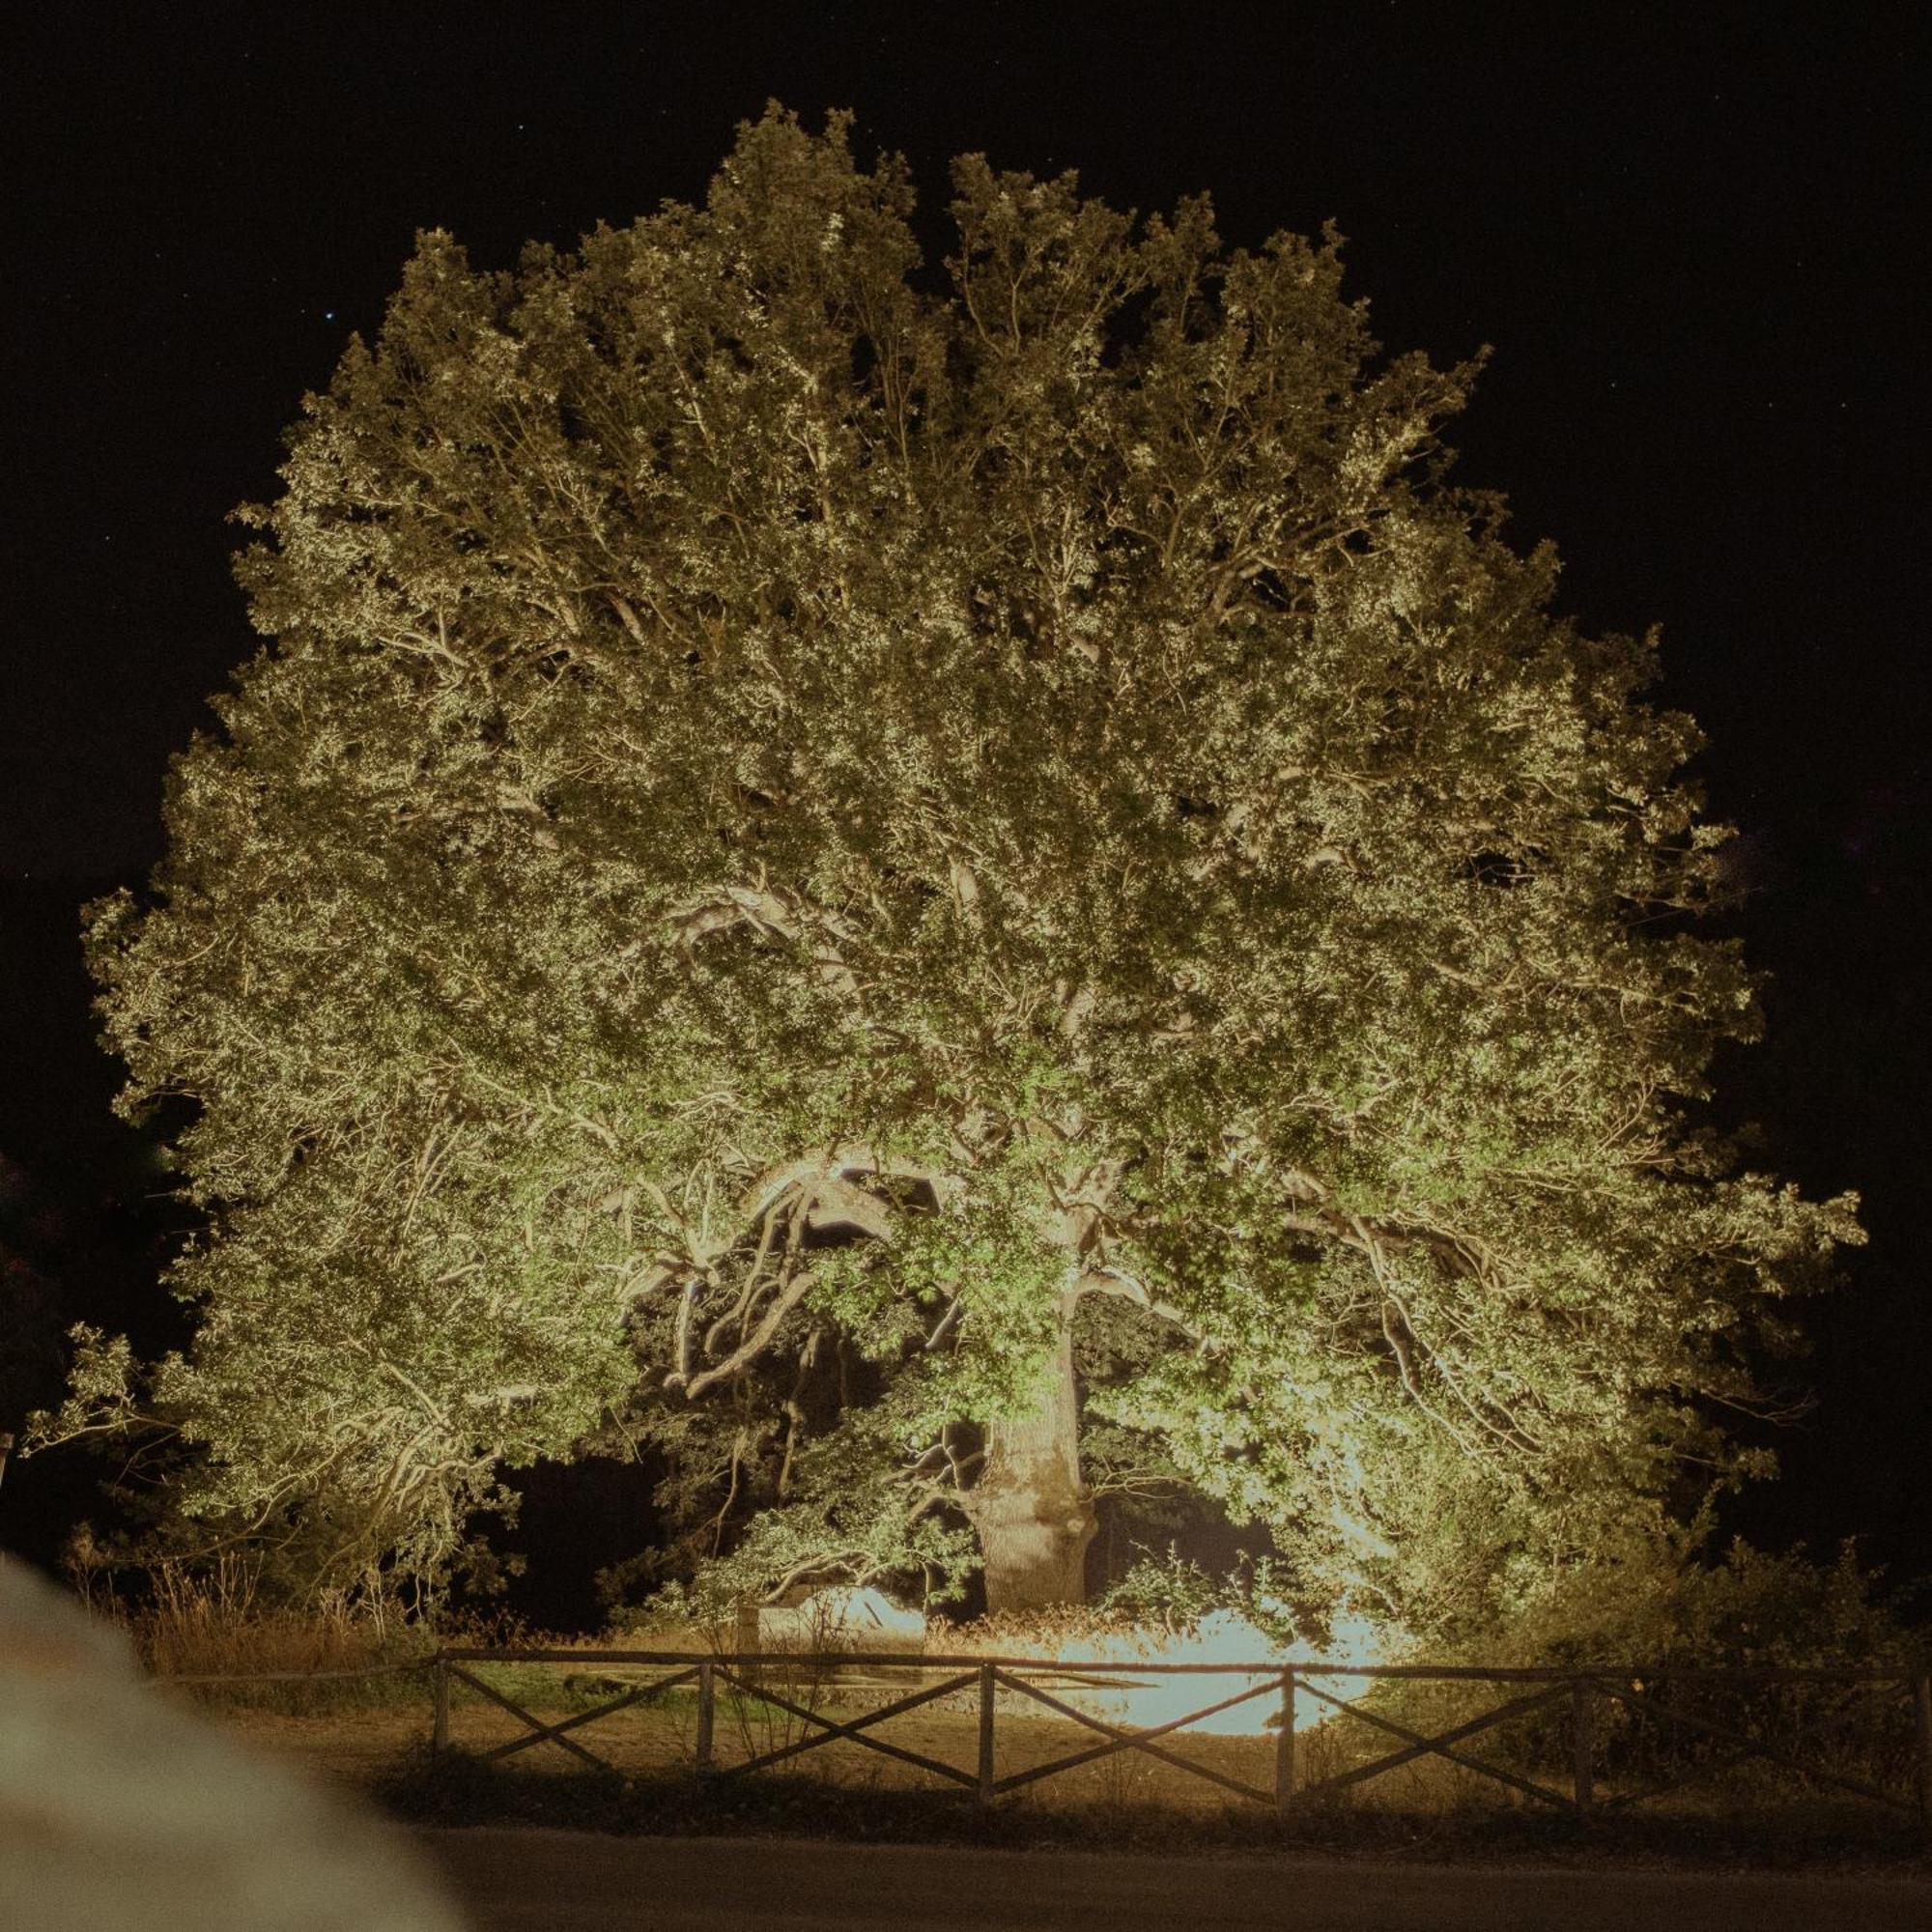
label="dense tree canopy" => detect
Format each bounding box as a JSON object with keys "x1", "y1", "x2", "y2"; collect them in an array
[{"x1": 67, "y1": 109, "x2": 1854, "y2": 1635}]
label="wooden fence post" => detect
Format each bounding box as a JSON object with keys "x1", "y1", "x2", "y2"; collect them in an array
[
  {"x1": 1572, "y1": 1675, "x2": 1594, "y2": 1823},
  {"x1": 696, "y1": 1661, "x2": 716, "y2": 1775},
  {"x1": 1914, "y1": 1673, "x2": 1932, "y2": 1841},
  {"x1": 977, "y1": 1663, "x2": 997, "y2": 1805},
  {"x1": 431, "y1": 1653, "x2": 448, "y2": 1755},
  {"x1": 1275, "y1": 1670, "x2": 1296, "y2": 1814}
]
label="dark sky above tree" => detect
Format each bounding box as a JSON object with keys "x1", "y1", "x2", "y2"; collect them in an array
[{"x1": 4, "y1": 4, "x2": 1926, "y2": 1590}]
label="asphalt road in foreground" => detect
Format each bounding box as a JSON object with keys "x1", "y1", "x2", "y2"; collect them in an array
[{"x1": 412, "y1": 1828, "x2": 1932, "y2": 1931}]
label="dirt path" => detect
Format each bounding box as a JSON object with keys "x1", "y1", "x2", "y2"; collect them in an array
[{"x1": 415, "y1": 1827, "x2": 1932, "y2": 1931}]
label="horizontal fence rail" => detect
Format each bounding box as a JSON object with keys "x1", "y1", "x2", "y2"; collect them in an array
[
  {"x1": 430, "y1": 1650, "x2": 1919, "y2": 1680},
  {"x1": 152, "y1": 1660, "x2": 435, "y2": 1687},
  {"x1": 382, "y1": 1649, "x2": 1931, "y2": 1833}
]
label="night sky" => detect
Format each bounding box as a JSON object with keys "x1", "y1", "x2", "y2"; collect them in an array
[{"x1": 4, "y1": 7, "x2": 1926, "y2": 1602}]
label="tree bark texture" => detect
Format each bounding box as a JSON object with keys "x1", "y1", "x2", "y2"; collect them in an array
[{"x1": 970, "y1": 1289, "x2": 1096, "y2": 1611}]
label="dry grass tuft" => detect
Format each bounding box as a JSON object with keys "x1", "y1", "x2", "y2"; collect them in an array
[{"x1": 62, "y1": 1551, "x2": 434, "y2": 1709}]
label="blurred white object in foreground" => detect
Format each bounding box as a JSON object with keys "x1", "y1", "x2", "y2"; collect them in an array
[{"x1": 0, "y1": 1554, "x2": 464, "y2": 1932}]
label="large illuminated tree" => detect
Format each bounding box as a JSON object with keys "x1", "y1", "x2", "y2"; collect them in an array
[{"x1": 79, "y1": 110, "x2": 1853, "y2": 1628}]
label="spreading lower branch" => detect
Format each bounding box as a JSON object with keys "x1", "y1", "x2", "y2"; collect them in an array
[{"x1": 683, "y1": 1269, "x2": 819, "y2": 1399}]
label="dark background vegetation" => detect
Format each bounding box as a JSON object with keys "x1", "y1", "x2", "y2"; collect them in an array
[{"x1": 3, "y1": 4, "x2": 1924, "y2": 1631}]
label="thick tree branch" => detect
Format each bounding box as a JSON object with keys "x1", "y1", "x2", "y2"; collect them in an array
[
  {"x1": 1073, "y1": 1265, "x2": 1208, "y2": 1343},
  {"x1": 683, "y1": 1270, "x2": 818, "y2": 1399},
  {"x1": 672, "y1": 884, "x2": 863, "y2": 1006}
]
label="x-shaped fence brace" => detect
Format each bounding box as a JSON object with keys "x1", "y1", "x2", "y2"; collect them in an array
[
  {"x1": 712, "y1": 1665, "x2": 982, "y2": 1788},
  {"x1": 982, "y1": 1666, "x2": 1284, "y2": 1806},
  {"x1": 1587, "y1": 1675, "x2": 1917, "y2": 1817},
  {"x1": 1293, "y1": 1677, "x2": 1578, "y2": 1810},
  {"x1": 716, "y1": 1662, "x2": 1295, "y2": 1804},
  {"x1": 443, "y1": 1662, "x2": 700, "y2": 1774},
  {"x1": 452, "y1": 1657, "x2": 1295, "y2": 1803}
]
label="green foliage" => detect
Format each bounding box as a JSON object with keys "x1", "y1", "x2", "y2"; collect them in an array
[
  {"x1": 57, "y1": 106, "x2": 1858, "y2": 1634},
  {"x1": 1361, "y1": 1531, "x2": 1922, "y2": 1799},
  {"x1": 1094, "y1": 1547, "x2": 1224, "y2": 1634},
  {"x1": 1482, "y1": 1533, "x2": 1921, "y2": 1674}
]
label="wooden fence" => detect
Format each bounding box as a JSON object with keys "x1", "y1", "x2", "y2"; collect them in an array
[{"x1": 418, "y1": 1647, "x2": 1932, "y2": 1832}]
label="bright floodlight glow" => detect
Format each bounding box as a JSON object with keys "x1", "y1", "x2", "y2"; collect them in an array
[{"x1": 1035, "y1": 1605, "x2": 1390, "y2": 1736}]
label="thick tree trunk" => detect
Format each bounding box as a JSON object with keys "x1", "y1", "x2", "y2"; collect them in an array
[{"x1": 970, "y1": 1290, "x2": 1096, "y2": 1612}]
